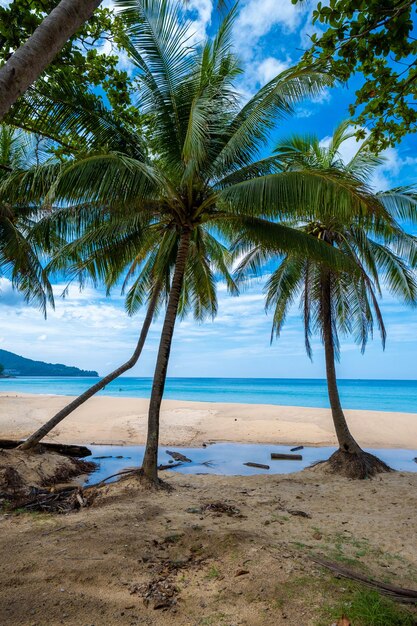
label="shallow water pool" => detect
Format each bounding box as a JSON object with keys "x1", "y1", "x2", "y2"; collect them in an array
[{"x1": 84, "y1": 442, "x2": 417, "y2": 485}]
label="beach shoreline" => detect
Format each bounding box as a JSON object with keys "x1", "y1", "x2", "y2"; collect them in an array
[{"x1": 0, "y1": 391, "x2": 416, "y2": 450}]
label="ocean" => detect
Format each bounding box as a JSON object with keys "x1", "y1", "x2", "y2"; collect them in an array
[{"x1": 0, "y1": 377, "x2": 416, "y2": 413}]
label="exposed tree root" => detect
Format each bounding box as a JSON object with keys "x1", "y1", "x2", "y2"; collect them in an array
[
  {"x1": 135, "y1": 468, "x2": 173, "y2": 492},
  {"x1": 322, "y1": 448, "x2": 393, "y2": 479}
]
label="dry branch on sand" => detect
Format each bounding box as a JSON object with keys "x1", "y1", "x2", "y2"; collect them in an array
[{"x1": 311, "y1": 557, "x2": 417, "y2": 604}]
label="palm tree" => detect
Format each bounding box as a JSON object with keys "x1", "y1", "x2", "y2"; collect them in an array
[
  {"x1": 0, "y1": 124, "x2": 53, "y2": 313},
  {"x1": 7, "y1": 4, "x2": 381, "y2": 483},
  {"x1": 238, "y1": 122, "x2": 417, "y2": 479},
  {"x1": 19, "y1": 204, "x2": 238, "y2": 450}
]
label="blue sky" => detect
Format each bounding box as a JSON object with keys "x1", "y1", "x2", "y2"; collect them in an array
[{"x1": 1, "y1": 0, "x2": 417, "y2": 379}]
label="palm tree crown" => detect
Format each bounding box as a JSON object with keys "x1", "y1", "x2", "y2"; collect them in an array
[
  {"x1": 265, "y1": 122, "x2": 417, "y2": 356},
  {"x1": 0, "y1": 125, "x2": 53, "y2": 314},
  {"x1": 237, "y1": 121, "x2": 417, "y2": 478}
]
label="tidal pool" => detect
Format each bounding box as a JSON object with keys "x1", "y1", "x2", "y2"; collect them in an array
[{"x1": 84, "y1": 442, "x2": 417, "y2": 485}]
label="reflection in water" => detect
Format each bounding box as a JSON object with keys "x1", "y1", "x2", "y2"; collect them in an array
[{"x1": 84, "y1": 442, "x2": 417, "y2": 485}]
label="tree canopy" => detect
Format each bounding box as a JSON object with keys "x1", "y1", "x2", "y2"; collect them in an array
[
  {"x1": 294, "y1": 0, "x2": 417, "y2": 149},
  {"x1": 0, "y1": 0, "x2": 139, "y2": 127},
  {"x1": 0, "y1": 124, "x2": 53, "y2": 313}
]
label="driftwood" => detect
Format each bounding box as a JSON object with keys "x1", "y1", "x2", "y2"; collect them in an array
[
  {"x1": 158, "y1": 462, "x2": 183, "y2": 471},
  {"x1": 271, "y1": 453, "x2": 302, "y2": 461},
  {"x1": 243, "y1": 462, "x2": 270, "y2": 470},
  {"x1": 166, "y1": 450, "x2": 192, "y2": 463},
  {"x1": 11, "y1": 461, "x2": 184, "y2": 512},
  {"x1": 13, "y1": 485, "x2": 88, "y2": 513},
  {"x1": 6, "y1": 452, "x2": 188, "y2": 514},
  {"x1": 290, "y1": 445, "x2": 304, "y2": 452},
  {"x1": 311, "y1": 556, "x2": 417, "y2": 604},
  {"x1": 0, "y1": 439, "x2": 91, "y2": 458}
]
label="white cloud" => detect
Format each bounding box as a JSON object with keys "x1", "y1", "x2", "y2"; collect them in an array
[
  {"x1": 233, "y1": 0, "x2": 306, "y2": 55},
  {"x1": 231, "y1": 1, "x2": 319, "y2": 105},
  {"x1": 310, "y1": 88, "x2": 331, "y2": 105},
  {"x1": 256, "y1": 56, "x2": 292, "y2": 84},
  {"x1": 294, "y1": 106, "x2": 314, "y2": 119},
  {"x1": 239, "y1": 55, "x2": 293, "y2": 100},
  {"x1": 0, "y1": 261, "x2": 415, "y2": 379},
  {"x1": 294, "y1": 87, "x2": 332, "y2": 118},
  {"x1": 184, "y1": 0, "x2": 213, "y2": 44},
  {"x1": 0, "y1": 278, "x2": 26, "y2": 306}
]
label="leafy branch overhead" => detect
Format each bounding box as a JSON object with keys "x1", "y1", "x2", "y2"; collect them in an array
[
  {"x1": 294, "y1": 0, "x2": 417, "y2": 149},
  {"x1": 0, "y1": 0, "x2": 140, "y2": 126}
]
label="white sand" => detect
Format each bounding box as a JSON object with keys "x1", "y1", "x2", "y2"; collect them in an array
[{"x1": 0, "y1": 392, "x2": 416, "y2": 448}]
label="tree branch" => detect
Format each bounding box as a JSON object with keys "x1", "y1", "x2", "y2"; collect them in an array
[{"x1": 0, "y1": 0, "x2": 103, "y2": 120}]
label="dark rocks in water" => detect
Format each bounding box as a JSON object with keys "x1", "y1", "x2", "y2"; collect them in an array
[
  {"x1": 92, "y1": 455, "x2": 131, "y2": 460},
  {"x1": 157, "y1": 462, "x2": 182, "y2": 471},
  {"x1": 166, "y1": 451, "x2": 192, "y2": 463},
  {"x1": 244, "y1": 462, "x2": 270, "y2": 470},
  {"x1": 290, "y1": 445, "x2": 304, "y2": 452}
]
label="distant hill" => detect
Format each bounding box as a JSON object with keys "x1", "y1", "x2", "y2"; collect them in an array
[{"x1": 0, "y1": 349, "x2": 98, "y2": 377}]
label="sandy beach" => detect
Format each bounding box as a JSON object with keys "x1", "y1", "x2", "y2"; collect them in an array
[
  {"x1": 0, "y1": 391, "x2": 416, "y2": 449},
  {"x1": 1, "y1": 394, "x2": 417, "y2": 625},
  {"x1": 1, "y1": 467, "x2": 416, "y2": 625}
]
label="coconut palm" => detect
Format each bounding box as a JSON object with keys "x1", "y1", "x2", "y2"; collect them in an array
[
  {"x1": 0, "y1": 124, "x2": 53, "y2": 313},
  {"x1": 7, "y1": 3, "x2": 382, "y2": 482},
  {"x1": 237, "y1": 122, "x2": 417, "y2": 478},
  {"x1": 19, "y1": 202, "x2": 238, "y2": 450}
]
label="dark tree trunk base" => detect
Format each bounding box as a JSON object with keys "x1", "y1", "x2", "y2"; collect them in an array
[
  {"x1": 136, "y1": 469, "x2": 173, "y2": 492},
  {"x1": 324, "y1": 448, "x2": 393, "y2": 479}
]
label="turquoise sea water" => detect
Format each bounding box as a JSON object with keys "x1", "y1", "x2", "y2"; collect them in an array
[{"x1": 0, "y1": 376, "x2": 416, "y2": 413}]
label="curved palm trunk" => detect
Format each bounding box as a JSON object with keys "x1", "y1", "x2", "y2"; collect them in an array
[
  {"x1": 19, "y1": 287, "x2": 159, "y2": 451},
  {"x1": 320, "y1": 270, "x2": 391, "y2": 478},
  {"x1": 0, "y1": 0, "x2": 102, "y2": 120},
  {"x1": 142, "y1": 229, "x2": 191, "y2": 483},
  {"x1": 321, "y1": 270, "x2": 362, "y2": 454}
]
